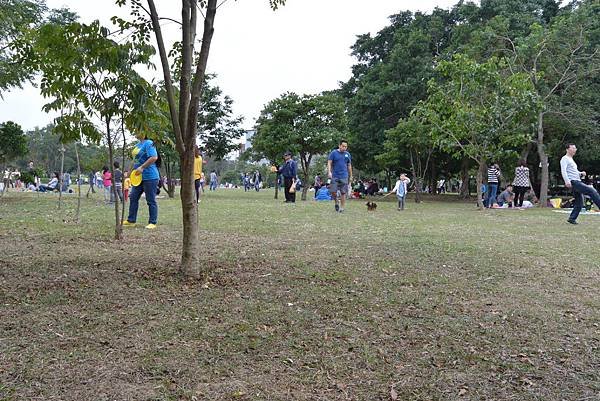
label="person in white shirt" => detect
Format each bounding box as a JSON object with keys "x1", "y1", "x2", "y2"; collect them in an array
[
  {"x1": 560, "y1": 143, "x2": 600, "y2": 224},
  {"x1": 391, "y1": 174, "x2": 411, "y2": 210}
]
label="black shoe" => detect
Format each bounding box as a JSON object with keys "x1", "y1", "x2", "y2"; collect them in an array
[{"x1": 567, "y1": 219, "x2": 578, "y2": 225}]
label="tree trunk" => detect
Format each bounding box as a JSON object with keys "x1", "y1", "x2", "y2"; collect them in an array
[
  {"x1": 385, "y1": 170, "x2": 392, "y2": 193},
  {"x1": 429, "y1": 158, "x2": 436, "y2": 194},
  {"x1": 274, "y1": 173, "x2": 279, "y2": 199},
  {"x1": 179, "y1": 147, "x2": 200, "y2": 279},
  {"x1": 476, "y1": 160, "x2": 485, "y2": 210},
  {"x1": 459, "y1": 157, "x2": 470, "y2": 199},
  {"x1": 106, "y1": 118, "x2": 123, "y2": 241},
  {"x1": 165, "y1": 155, "x2": 176, "y2": 198},
  {"x1": 75, "y1": 142, "x2": 82, "y2": 223},
  {"x1": 121, "y1": 119, "x2": 127, "y2": 225},
  {"x1": 536, "y1": 111, "x2": 549, "y2": 208},
  {"x1": 58, "y1": 146, "x2": 65, "y2": 210},
  {"x1": 409, "y1": 150, "x2": 421, "y2": 203},
  {"x1": 0, "y1": 164, "x2": 7, "y2": 196},
  {"x1": 147, "y1": 0, "x2": 218, "y2": 280},
  {"x1": 299, "y1": 153, "x2": 311, "y2": 201}
]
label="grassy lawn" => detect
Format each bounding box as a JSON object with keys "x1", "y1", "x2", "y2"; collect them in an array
[{"x1": 1, "y1": 189, "x2": 599, "y2": 400}]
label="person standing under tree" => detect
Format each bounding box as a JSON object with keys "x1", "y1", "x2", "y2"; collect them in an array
[
  {"x1": 123, "y1": 131, "x2": 160, "y2": 229},
  {"x1": 209, "y1": 170, "x2": 218, "y2": 191},
  {"x1": 111, "y1": 161, "x2": 124, "y2": 203},
  {"x1": 485, "y1": 163, "x2": 501, "y2": 208},
  {"x1": 392, "y1": 173, "x2": 411, "y2": 211},
  {"x1": 512, "y1": 159, "x2": 531, "y2": 207},
  {"x1": 328, "y1": 139, "x2": 353, "y2": 213},
  {"x1": 278, "y1": 150, "x2": 297, "y2": 203},
  {"x1": 560, "y1": 143, "x2": 600, "y2": 225}
]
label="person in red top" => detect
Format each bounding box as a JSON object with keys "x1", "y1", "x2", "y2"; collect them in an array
[{"x1": 102, "y1": 166, "x2": 112, "y2": 203}]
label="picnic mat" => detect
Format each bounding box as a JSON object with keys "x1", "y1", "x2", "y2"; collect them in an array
[{"x1": 553, "y1": 209, "x2": 600, "y2": 215}]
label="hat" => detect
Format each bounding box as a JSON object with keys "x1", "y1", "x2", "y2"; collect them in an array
[{"x1": 283, "y1": 151, "x2": 292, "y2": 156}]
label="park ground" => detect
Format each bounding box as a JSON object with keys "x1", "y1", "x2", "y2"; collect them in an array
[{"x1": 1, "y1": 189, "x2": 599, "y2": 400}]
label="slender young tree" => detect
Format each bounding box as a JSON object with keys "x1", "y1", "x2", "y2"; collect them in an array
[{"x1": 114, "y1": 0, "x2": 286, "y2": 278}]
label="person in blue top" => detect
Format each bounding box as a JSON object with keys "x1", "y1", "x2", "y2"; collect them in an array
[
  {"x1": 123, "y1": 131, "x2": 160, "y2": 229},
  {"x1": 327, "y1": 139, "x2": 353, "y2": 213},
  {"x1": 315, "y1": 184, "x2": 332, "y2": 201},
  {"x1": 278, "y1": 150, "x2": 298, "y2": 203}
]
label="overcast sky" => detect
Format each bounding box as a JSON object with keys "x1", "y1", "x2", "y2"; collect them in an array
[{"x1": 0, "y1": 0, "x2": 459, "y2": 131}]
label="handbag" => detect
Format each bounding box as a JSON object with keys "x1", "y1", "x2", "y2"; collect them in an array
[{"x1": 289, "y1": 179, "x2": 296, "y2": 193}]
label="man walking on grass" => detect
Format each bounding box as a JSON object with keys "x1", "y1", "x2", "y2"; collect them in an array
[
  {"x1": 328, "y1": 139, "x2": 353, "y2": 213},
  {"x1": 561, "y1": 143, "x2": 600, "y2": 224}
]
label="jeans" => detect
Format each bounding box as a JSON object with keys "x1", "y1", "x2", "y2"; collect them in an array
[
  {"x1": 210, "y1": 181, "x2": 217, "y2": 191},
  {"x1": 397, "y1": 195, "x2": 405, "y2": 210},
  {"x1": 194, "y1": 179, "x2": 202, "y2": 201},
  {"x1": 569, "y1": 180, "x2": 600, "y2": 222},
  {"x1": 104, "y1": 185, "x2": 112, "y2": 202},
  {"x1": 110, "y1": 186, "x2": 123, "y2": 203},
  {"x1": 127, "y1": 179, "x2": 159, "y2": 224},
  {"x1": 485, "y1": 183, "x2": 498, "y2": 207}
]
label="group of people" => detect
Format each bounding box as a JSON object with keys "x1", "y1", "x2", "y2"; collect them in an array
[
  {"x1": 482, "y1": 160, "x2": 535, "y2": 208},
  {"x1": 276, "y1": 140, "x2": 353, "y2": 213},
  {"x1": 241, "y1": 171, "x2": 262, "y2": 192}
]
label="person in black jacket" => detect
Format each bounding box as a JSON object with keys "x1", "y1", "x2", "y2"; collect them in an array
[{"x1": 278, "y1": 150, "x2": 297, "y2": 203}]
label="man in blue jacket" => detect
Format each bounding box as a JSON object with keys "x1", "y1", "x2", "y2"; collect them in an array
[{"x1": 278, "y1": 150, "x2": 297, "y2": 203}]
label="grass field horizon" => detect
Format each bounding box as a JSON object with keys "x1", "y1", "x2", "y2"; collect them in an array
[{"x1": 1, "y1": 189, "x2": 599, "y2": 400}]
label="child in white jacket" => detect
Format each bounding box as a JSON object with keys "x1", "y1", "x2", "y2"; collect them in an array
[{"x1": 391, "y1": 174, "x2": 411, "y2": 210}]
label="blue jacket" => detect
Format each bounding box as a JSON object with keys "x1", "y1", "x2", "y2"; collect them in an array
[{"x1": 278, "y1": 159, "x2": 297, "y2": 178}]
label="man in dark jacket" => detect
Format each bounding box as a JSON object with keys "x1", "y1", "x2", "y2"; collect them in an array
[{"x1": 278, "y1": 150, "x2": 297, "y2": 203}]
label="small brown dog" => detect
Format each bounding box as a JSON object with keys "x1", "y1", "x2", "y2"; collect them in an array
[{"x1": 366, "y1": 201, "x2": 377, "y2": 211}]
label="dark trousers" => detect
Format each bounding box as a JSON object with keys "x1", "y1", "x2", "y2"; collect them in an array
[
  {"x1": 284, "y1": 176, "x2": 295, "y2": 203},
  {"x1": 513, "y1": 186, "x2": 529, "y2": 207},
  {"x1": 194, "y1": 179, "x2": 202, "y2": 201},
  {"x1": 569, "y1": 180, "x2": 600, "y2": 222}
]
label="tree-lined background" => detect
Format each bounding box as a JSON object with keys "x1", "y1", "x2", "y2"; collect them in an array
[{"x1": 1, "y1": 0, "x2": 599, "y2": 275}]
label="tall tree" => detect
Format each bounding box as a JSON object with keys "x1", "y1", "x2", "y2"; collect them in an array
[
  {"x1": 0, "y1": 0, "x2": 45, "y2": 92},
  {"x1": 418, "y1": 55, "x2": 539, "y2": 209},
  {"x1": 114, "y1": 0, "x2": 286, "y2": 279},
  {"x1": 473, "y1": 1, "x2": 599, "y2": 204},
  {"x1": 198, "y1": 75, "x2": 244, "y2": 161},
  {"x1": 0, "y1": 121, "x2": 28, "y2": 165},
  {"x1": 380, "y1": 117, "x2": 436, "y2": 203}
]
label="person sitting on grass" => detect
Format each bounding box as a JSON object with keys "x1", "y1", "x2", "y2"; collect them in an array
[
  {"x1": 496, "y1": 185, "x2": 514, "y2": 207},
  {"x1": 37, "y1": 172, "x2": 60, "y2": 192},
  {"x1": 315, "y1": 184, "x2": 332, "y2": 201}
]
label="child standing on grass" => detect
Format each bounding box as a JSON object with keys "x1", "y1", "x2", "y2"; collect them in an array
[
  {"x1": 102, "y1": 166, "x2": 112, "y2": 203},
  {"x1": 392, "y1": 174, "x2": 411, "y2": 210},
  {"x1": 123, "y1": 171, "x2": 131, "y2": 203}
]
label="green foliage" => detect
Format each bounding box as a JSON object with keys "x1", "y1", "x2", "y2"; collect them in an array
[
  {"x1": 253, "y1": 92, "x2": 347, "y2": 167},
  {"x1": 419, "y1": 55, "x2": 539, "y2": 164},
  {"x1": 197, "y1": 76, "x2": 245, "y2": 160},
  {"x1": 0, "y1": 0, "x2": 45, "y2": 92},
  {"x1": 22, "y1": 19, "x2": 157, "y2": 146},
  {"x1": 0, "y1": 121, "x2": 28, "y2": 163}
]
